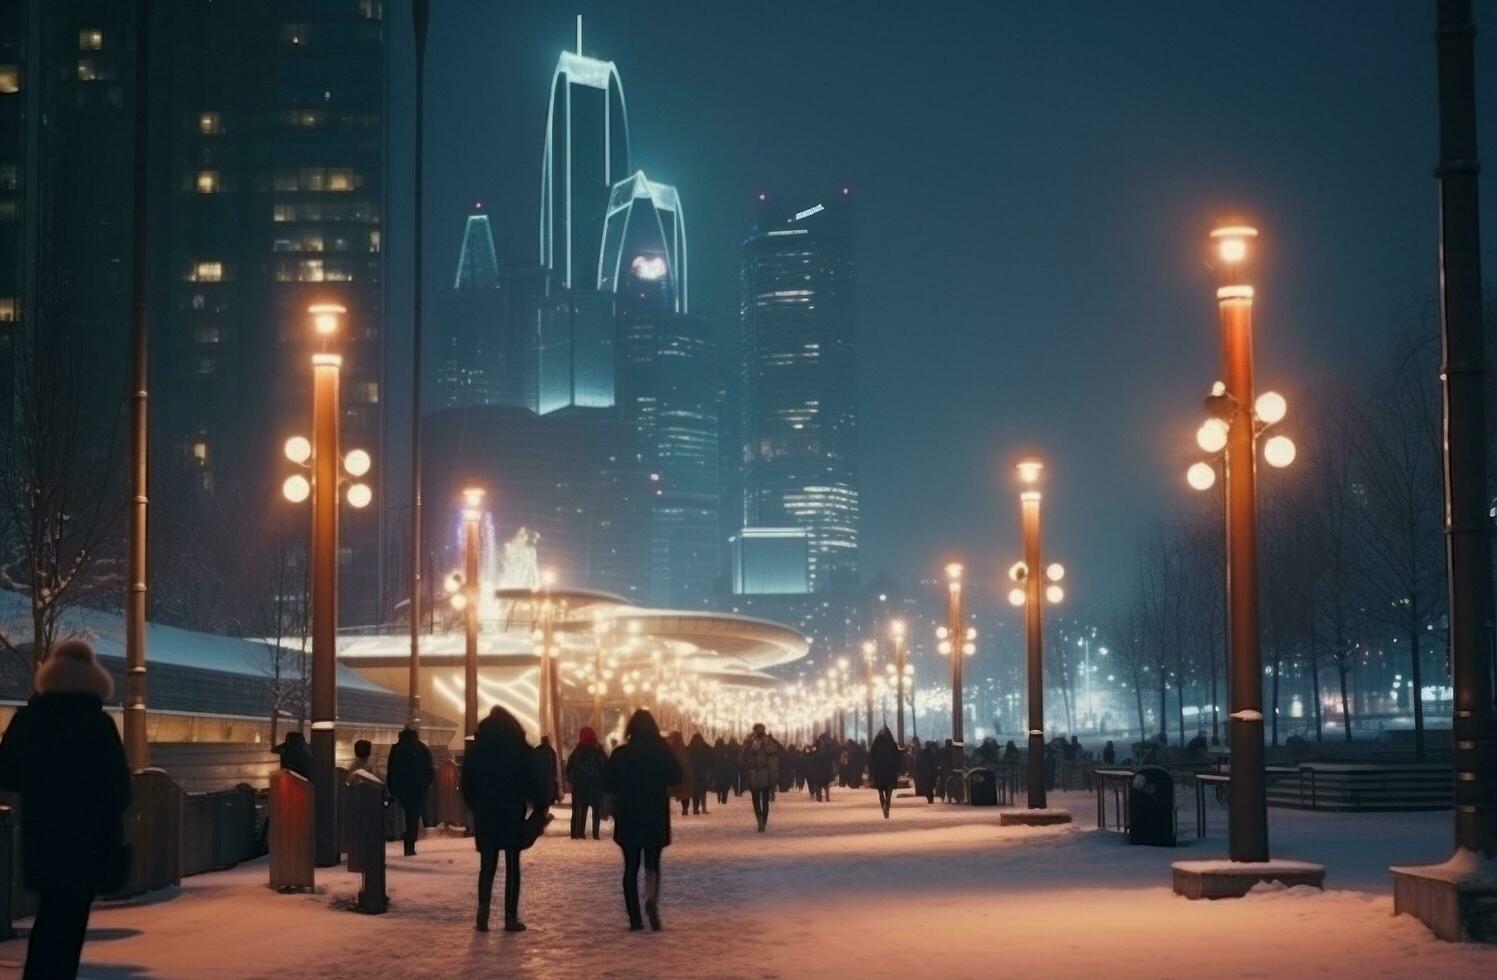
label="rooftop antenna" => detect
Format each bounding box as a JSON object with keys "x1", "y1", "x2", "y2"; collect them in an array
[{"x1": 576, "y1": 14, "x2": 582, "y2": 55}]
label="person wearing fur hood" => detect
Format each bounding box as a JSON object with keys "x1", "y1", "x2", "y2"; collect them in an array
[{"x1": 0, "y1": 639, "x2": 132, "y2": 979}]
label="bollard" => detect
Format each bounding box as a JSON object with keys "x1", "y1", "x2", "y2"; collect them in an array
[
  {"x1": 350, "y1": 772, "x2": 387, "y2": 913},
  {"x1": 109, "y1": 768, "x2": 185, "y2": 899},
  {"x1": 269, "y1": 770, "x2": 315, "y2": 892}
]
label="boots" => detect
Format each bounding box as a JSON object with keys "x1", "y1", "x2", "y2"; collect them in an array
[
  {"x1": 476, "y1": 901, "x2": 490, "y2": 933},
  {"x1": 503, "y1": 867, "x2": 525, "y2": 931},
  {"x1": 643, "y1": 871, "x2": 662, "y2": 931},
  {"x1": 624, "y1": 882, "x2": 644, "y2": 931}
]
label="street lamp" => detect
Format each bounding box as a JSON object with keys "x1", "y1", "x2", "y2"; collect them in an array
[
  {"x1": 890, "y1": 619, "x2": 908, "y2": 746},
  {"x1": 861, "y1": 640, "x2": 877, "y2": 744},
  {"x1": 281, "y1": 302, "x2": 373, "y2": 866},
  {"x1": 1171, "y1": 222, "x2": 1322, "y2": 897},
  {"x1": 1007, "y1": 458, "x2": 1068, "y2": 816},
  {"x1": 936, "y1": 562, "x2": 977, "y2": 784},
  {"x1": 455, "y1": 487, "x2": 484, "y2": 738}
]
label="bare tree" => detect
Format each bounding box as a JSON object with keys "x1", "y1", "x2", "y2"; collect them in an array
[
  {"x1": 1305, "y1": 396, "x2": 1363, "y2": 742},
  {"x1": 1347, "y1": 330, "x2": 1446, "y2": 760},
  {"x1": 1103, "y1": 601, "x2": 1149, "y2": 739},
  {"x1": 0, "y1": 310, "x2": 122, "y2": 667}
]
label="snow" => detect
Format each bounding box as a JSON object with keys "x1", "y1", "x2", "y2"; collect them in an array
[
  {"x1": 1, "y1": 788, "x2": 1495, "y2": 978},
  {"x1": 1391, "y1": 847, "x2": 1497, "y2": 889},
  {"x1": 1173, "y1": 859, "x2": 1327, "y2": 873}
]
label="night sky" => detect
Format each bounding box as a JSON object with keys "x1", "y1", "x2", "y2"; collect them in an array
[{"x1": 382, "y1": 1, "x2": 1497, "y2": 607}]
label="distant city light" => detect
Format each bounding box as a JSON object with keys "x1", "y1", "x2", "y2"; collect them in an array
[{"x1": 631, "y1": 254, "x2": 668, "y2": 280}]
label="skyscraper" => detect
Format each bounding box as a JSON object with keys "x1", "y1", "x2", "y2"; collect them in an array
[
  {"x1": 607, "y1": 172, "x2": 717, "y2": 607},
  {"x1": 536, "y1": 45, "x2": 630, "y2": 416},
  {"x1": 436, "y1": 209, "x2": 503, "y2": 409},
  {"x1": 739, "y1": 192, "x2": 860, "y2": 592},
  {"x1": 150, "y1": 1, "x2": 387, "y2": 624}
]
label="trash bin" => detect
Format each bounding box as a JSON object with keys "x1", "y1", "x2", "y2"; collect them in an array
[
  {"x1": 967, "y1": 768, "x2": 998, "y2": 806},
  {"x1": 1128, "y1": 766, "x2": 1175, "y2": 847}
]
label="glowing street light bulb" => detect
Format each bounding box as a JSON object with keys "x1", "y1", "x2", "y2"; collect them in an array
[
  {"x1": 1046, "y1": 584, "x2": 1065, "y2": 604},
  {"x1": 1187, "y1": 461, "x2": 1217, "y2": 491},
  {"x1": 284, "y1": 435, "x2": 312, "y2": 465},
  {"x1": 282, "y1": 473, "x2": 311, "y2": 503},
  {"x1": 346, "y1": 482, "x2": 372, "y2": 508},
  {"x1": 1263, "y1": 434, "x2": 1297, "y2": 468},
  {"x1": 1045, "y1": 562, "x2": 1065, "y2": 583},
  {"x1": 1016, "y1": 459, "x2": 1044, "y2": 485},
  {"x1": 1197, "y1": 418, "x2": 1229, "y2": 454},
  {"x1": 1210, "y1": 225, "x2": 1257, "y2": 265},
  {"x1": 343, "y1": 448, "x2": 371, "y2": 477},
  {"x1": 1254, "y1": 390, "x2": 1287, "y2": 425},
  {"x1": 450, "y1": 592, "x2": 468, "y2": 611},
  {"x1": 944, "y1": 562, "x2": 964, "y2": 581},
  {"x1": 1008, "y1": 588, "x2": 1026, "y2": 607},
  {"x1": 1008, "y1": 561, "x2": 1028, "y2": 583},
  {"x1": 308, "y1": 302, "x2": 346, "y2": 336}
]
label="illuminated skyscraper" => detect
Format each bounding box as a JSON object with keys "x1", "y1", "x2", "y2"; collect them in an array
[
  {"x1": 436, "y1": 209, "x2": 503, "y2": 409},
  {"x1": 540, "y1": 48, "x2": 629, "y2": 291},
  {"x1": 536, "y1": 44, "x2": 630, "y2": 416},
  {"x1": 608, "y1": 171, "x2": 717, "y2": 607},
  {"x1": 739, "y1": 192, "x2": 860, "y2": 592}
]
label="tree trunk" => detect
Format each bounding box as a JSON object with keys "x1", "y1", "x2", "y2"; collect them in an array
[
  {"x1": 1337, "y1": 658, "x2": 1353, "y2": 743},
  {"x1": 1408, "y1": 621, "x2": 1425, "y2": 762},
  {"x1": 1133, "y1": 668, "x2": 1146, "y2": 740},
  {"x1": 1270, "y1": 644, "x2": 1281, "y2": 747},
  {"x1": 1310, "y1": 648, "x2": 1323, "y2": 742},
  {"x1": 1210, "y1": 655, "x2": 1221, "y2": 745},
  {"x1": 1176, "y1": 677, "x2": 1186, "y2": 747},
  {"x1": 1157, "y1": 664, "x2": 1168, "y2": 741}
]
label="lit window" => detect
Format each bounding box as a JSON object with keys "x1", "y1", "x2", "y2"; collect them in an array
[
  {"x1": 298, "y1": 259, "x2": 324, "y2": 282},
  {"x1": 354, "y1": 382, "x2": 379, "y2": 403},
  {"x1": 192, "y1": 358, "x2": 215, "y2": 376},
  {"x1": 79, "y1": 29, "x2": 104, "y2": 51},
  {"x1": 198, "y1": 112, "x2": 223, "y2": 134},
  {"x1": 192, "y1": 441, "x2": 208, "y2": 462},
  {"x1": 193, "y1": 325, "x2": 221, "y2": 344},
  {"x1": 76, "y1": 60, "x2": 97, "y2": 82},
  {"x1": 0, "y1": 298, "x2": 15, "y2": 321},
  {"x1": 368, "y1": 230, "x2": 381, "y2": 253},
  {"x1": 195, "y1": 170, "x2": 219, "y2": 194},
  {"x1": 190, "y1": 293, "x2": 206, "y2": 310},
  {"x1": 191, "y1": 261, "x2": 223, "y2": 282},
  {"x1": 0, "y1": 66, "x2": 18, "y2": 93},
  {"x1": 327, "y1": 170, "x2": 355, "y2": 191}
]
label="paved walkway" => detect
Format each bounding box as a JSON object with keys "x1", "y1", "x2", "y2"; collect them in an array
[{"x1": 0, "y1": 788, "x2": 1493, "y2": 978}]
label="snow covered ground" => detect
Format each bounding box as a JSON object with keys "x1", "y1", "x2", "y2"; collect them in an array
[{"x1": 2, "y1": 788, "x2": 1495, "y2": 978}]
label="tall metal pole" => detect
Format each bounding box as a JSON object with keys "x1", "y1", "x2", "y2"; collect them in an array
[
  {"x1": 863, "y1": 641, "x2": 875, "y2": 743},
  {"x1": 311, "y1": 346, "x2": 342, "y2": 866},
  {"x1": 407, "y1": 0, "x2": 430, "y2": 732},
  {"x1": 1022, "y1": 484, "x2": 1046, "y2": 809},
  {"x1": 893, "y1": 622, "x2": 907, "y2": 745},
  {"x1": 462, "y1": 492, "x2": 481, "y2": 738},
  {"x1": 946, "y1": 564, "x2": 965, "y2": 749},
  {"x1": 1435, "y1": 0, "x2": 1495, "y2": 858},
  {"x1": 123, "y1": 0, "x2": 151, "y2": 770},
  {"x1": 1216, "y1": 226, "x2": 1269, "y2": 863}
]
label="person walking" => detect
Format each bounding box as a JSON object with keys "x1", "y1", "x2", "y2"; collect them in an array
[
  {"x1": 868, "y1": 726, "x2": 899, "y2": 818},
  {"x1": 740, "y1": 724, "x2": 781, "y2": 832},
  {"x1": 815, "y1": 736, "x2": 837, "y2": 802},
  {"x1": 386, "y1": 728, "x2": 434, "y2": 856},
  {"x1": 461, "y1": 706, "x2": 548, "y2": 933},
  {"x1": 666, "y1": 731, "x2": 692, "y2": 817},
  {"x1": 536, "y1": 734, "x2": 561, "y2": 805},
  {"x1": 1101, "y1": 740, "x2": 1116, "y2": 765},
  {"x1": 915, "y1": 741, "x2": 938, "y2": 804},
  {"x1": 0, "y1": 641, "x2": 132, "y2": 980},
  {"x1": 712, "y1": 737, "x2": 735, "y2": 806},
  {"x1": 604, "y1": 709, "x2": 682, "y2": 931},
  {"x1": 687, "y1": 733, "x2": 714, "y2": 815},
  {"x1": 565, "y1": 726, "x2": 608, "y2": 840}
]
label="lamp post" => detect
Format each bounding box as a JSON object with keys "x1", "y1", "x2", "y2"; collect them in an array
[
  {"x1": 936, "y1": 562, "x2": 976, "y2": 760},
  {"x1": 1007, "y1": 459, "x2": 1066, "y2": 812},
  {"x1": 406, "y1": 0, "x2": 431, "y2": 735},
  {"x1": 891, "y1": 619, "x2": 908, "y2": 746},
  {"x1": 282, "y1": 303, "x2": 374, "y2": 866},
  {"x1": 861, "y1": 640, "x2": 877, "y2": 743},
  {"x1": 1173, "y1": 224, "x2": 1323, "y2": 898},
  {"x1": 459, "y1": 487, "x2": 483, "y2": 738}
]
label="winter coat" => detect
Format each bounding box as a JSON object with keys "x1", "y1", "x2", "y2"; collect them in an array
[
  {"x1": 668, "y1": 738, "x2": 692, "y2": 803},
  {"x1": 604, "y1": 733, "x2": 683, "y2": 850},
  {"x1": 712, "y1": 740, "x2": 737, "y2": 789},
  {"x1": 566, "y1": 743, "x2": 608, "y2": 799},
  {"x1": 537, "y1": 740, "x2": 560, "y2": 801},
  {"x1": 461, "y1": 717, "x2": 547, "y2": 852},
  {"x1": 0, "y1": 653, "x2": 131, "y2": 896},
  {"x1": 740, "y1": 734, "x2": 781, "y2": 791},
  {"x1": 868, "y1": 731, "x2": 900, "y2": 790},
  {"x1": 914, "y1": 746, "x2": 938, "y2": 796},
  {"x1": 687, "y1": 736, "x2": 714, "y2": 793},
  {"x1": 386, "y1": 730, "x2": 434, "y2": 806},
  {"x1": 815, "y1": 741, "x2": 837, "y2": 784}
]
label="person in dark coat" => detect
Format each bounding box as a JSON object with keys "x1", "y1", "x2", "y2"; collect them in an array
[
  {"x1": 868, "y1": 727, "x2": 900, "y2": 818},
  {"x1": 461, "y1": 707, "x2": 547, "y2": 932},
  {"x1": 776, "y1": 743, "x2": 797, "y2": 793},
  {"x1": 725, "y1": 737, "x2": 743, "y2": 796},
  {"x1": 604, "y1": 709, "x2": 682, "y2": 931},
  {"x1": 536, "y1": 734, "x2": 561, "y2": 804},
  {"x1": 566, "y1": 726, "x2": 608, "y2": 840},
  {"x1": 686, "y1": 733, "x2": 714, "y2": 815},
  {"x1": 740, "y1": 724, "x2": 781, "y2": 832},
  {"x1": 1002, "y1": 739, "x2": 1021, "y2": 768},
  {"x1": 712, "y1": 737, "x2": 735, "y2": 806},
  {"x1": 1102, "y1": 740, "x2": 1116, "y2": 765},
  {"x1": 815, "y1": 737, "x2": 837, "y2": 802},
  {"x1": 277, "y1": 730, "x2": 314, "y2": 780},
  {"x1": 0, "y1": 641, "x2": 131, "y2": 980},
  {"x1": 914, "y1": 742, "x2": 938, "y2": 804},
  {"x1": 386, "y1": 728, "x2": 434, "y2": 856},
  {"x1": 666, "y1": 731, "x2": 692, "y2": 816}
]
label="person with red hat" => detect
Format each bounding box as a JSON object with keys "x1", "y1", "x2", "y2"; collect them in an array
[{"x1": 565, "y1": 726, "x2": 608, "y2": 840}]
